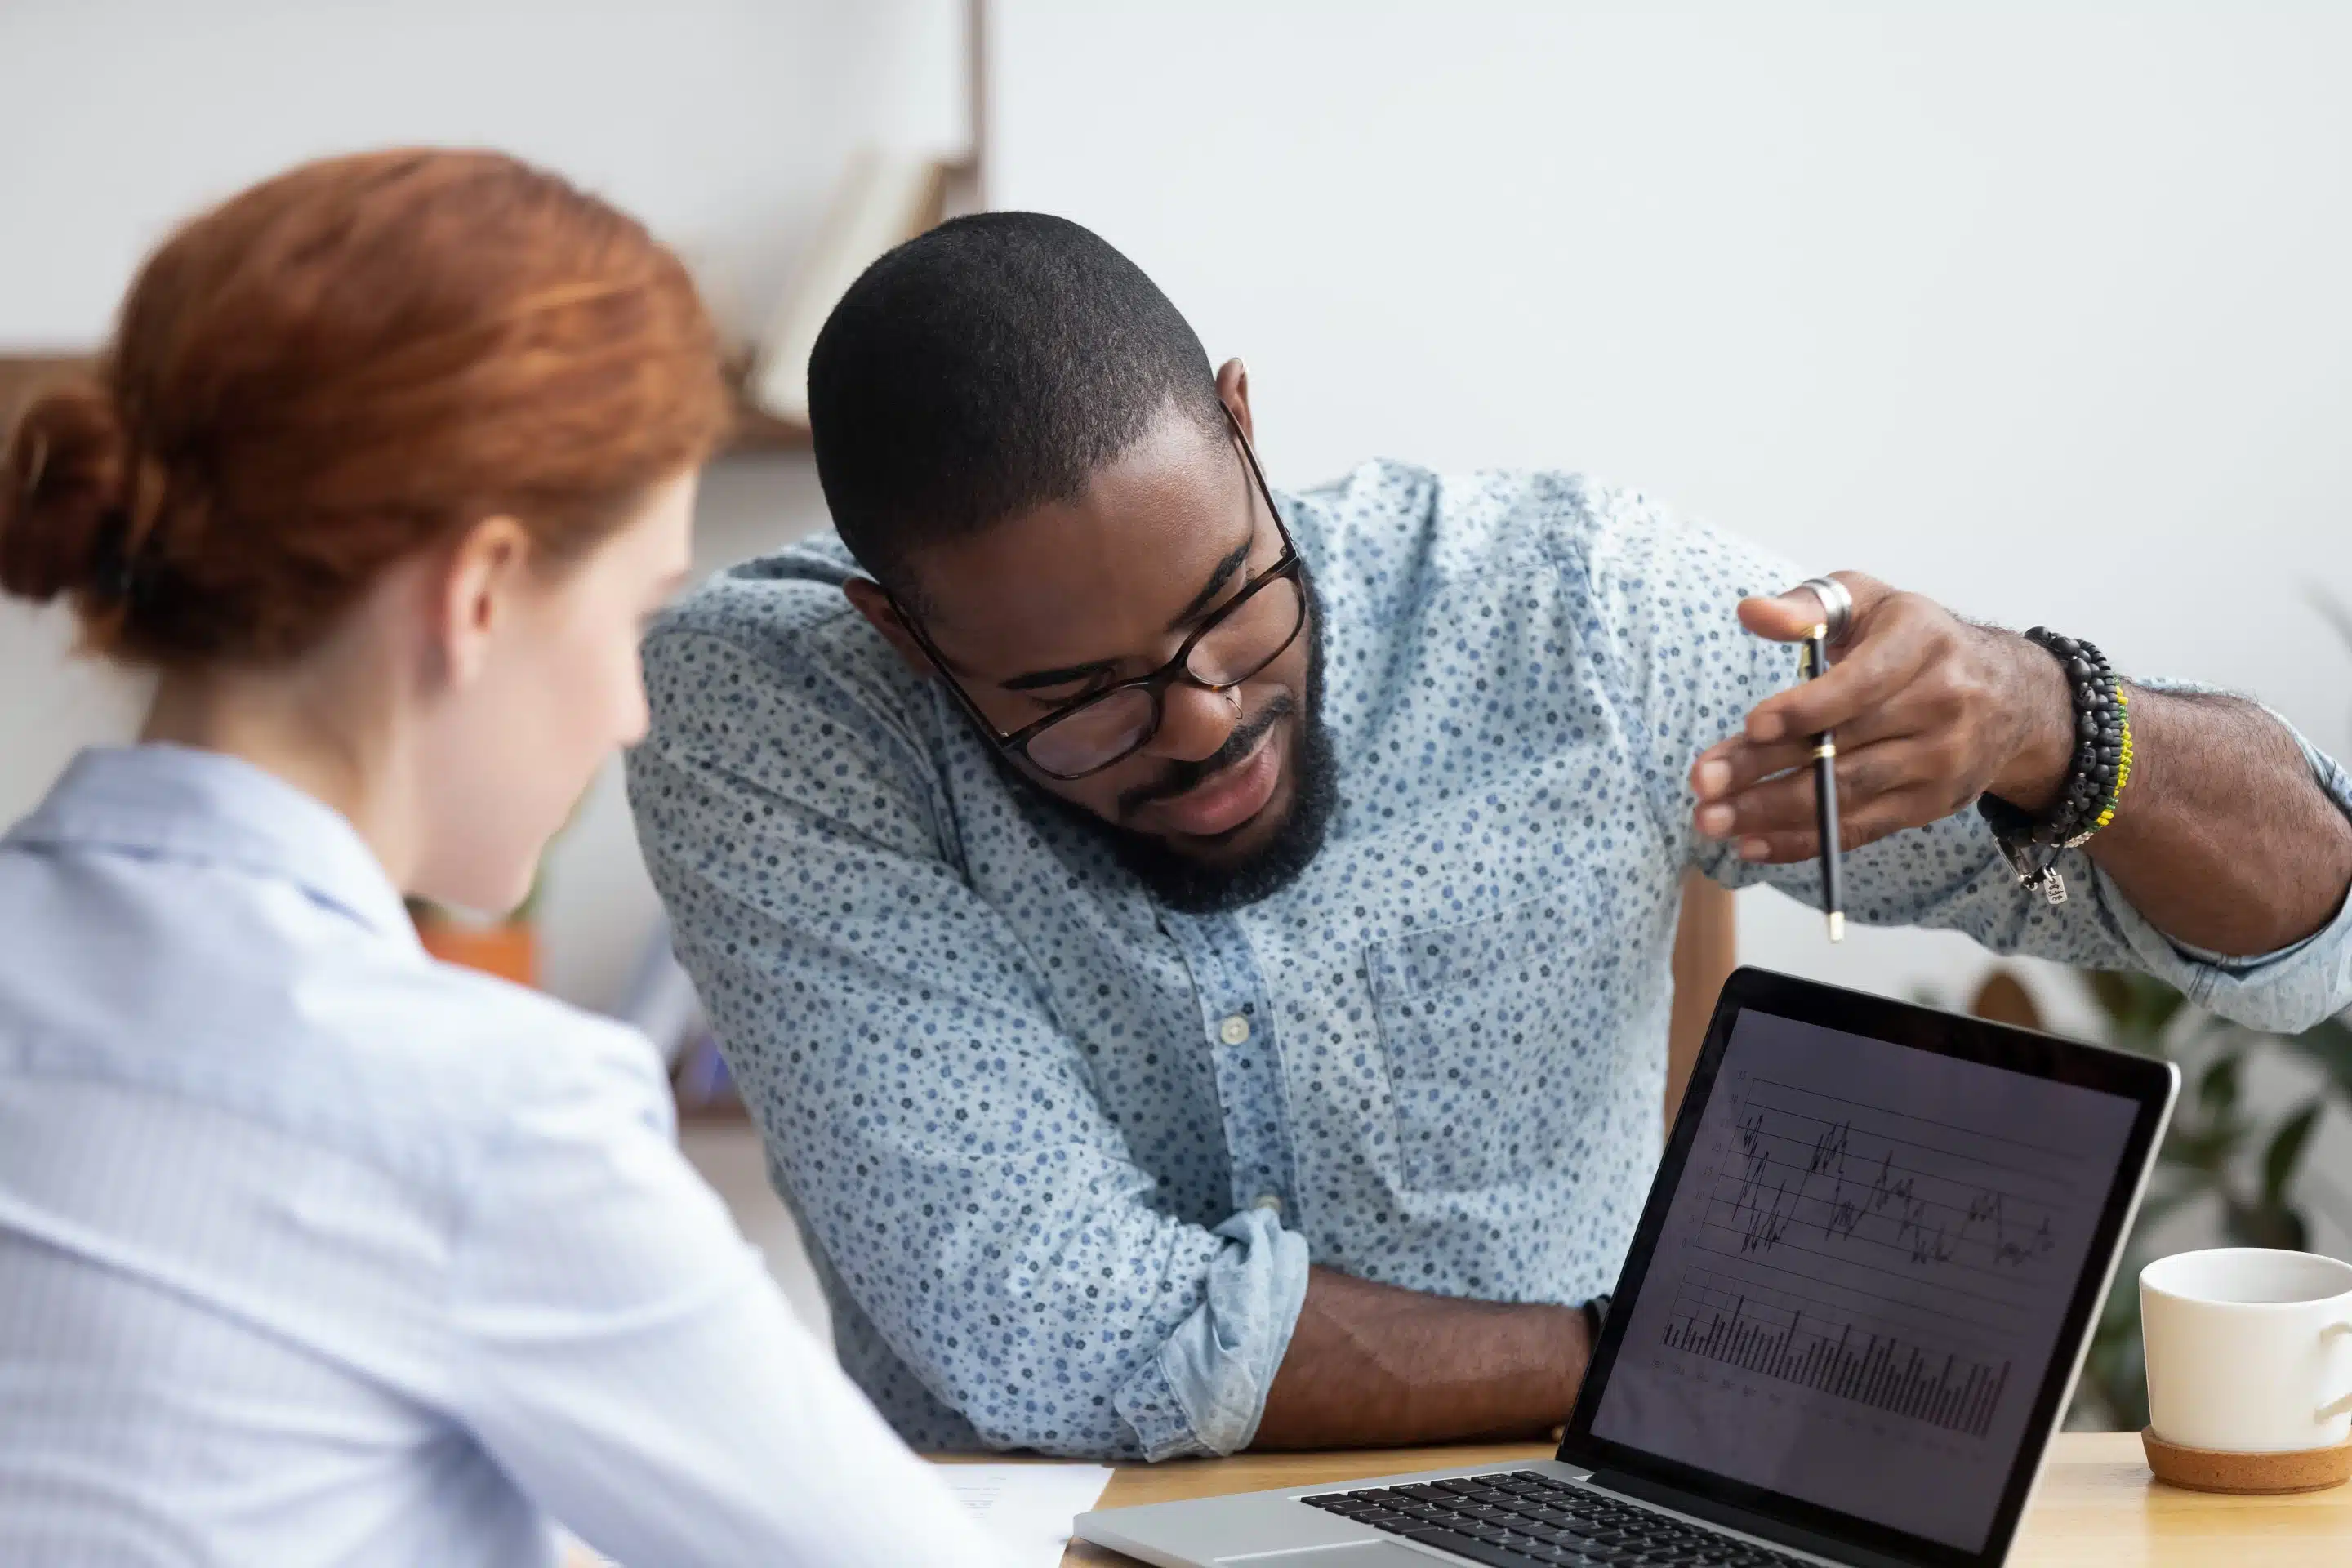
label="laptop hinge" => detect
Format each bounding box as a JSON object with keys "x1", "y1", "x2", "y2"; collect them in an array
[{"x1": 1587, "y1": 1470, "x2": 1918, "y2": 1568}]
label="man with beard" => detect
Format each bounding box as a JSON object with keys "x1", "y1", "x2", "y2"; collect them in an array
[{"x1": 627, "y1": 213, "x2": 2352, "y2": 1461}]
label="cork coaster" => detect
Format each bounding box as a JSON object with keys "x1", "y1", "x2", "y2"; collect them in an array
[{"x1": 2142, "y1": 1428, "x2": 2352, "y2": 1494}]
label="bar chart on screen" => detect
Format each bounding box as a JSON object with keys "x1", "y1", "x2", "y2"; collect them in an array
[
  {"x1": 1655, "y1": 1066, "x2": 2089, "y2": 1444},
  {"x1": 1660, "y1": 1267, "x2": 2011, "y2": 1437}
]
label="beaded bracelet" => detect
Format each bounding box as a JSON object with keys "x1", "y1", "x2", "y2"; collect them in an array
[{"x1": 1975, "y1": 629, "x2": 2134, "y2": 905}]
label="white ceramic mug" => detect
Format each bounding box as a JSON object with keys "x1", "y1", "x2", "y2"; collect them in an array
[{"x1": 2141, "y1": 1248, "x2": 2352, "y2": 1453}]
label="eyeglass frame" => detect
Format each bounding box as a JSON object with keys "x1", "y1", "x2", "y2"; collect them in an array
[{"x1": 887, "y1": 412, "x2": 1307, "y2": 782}]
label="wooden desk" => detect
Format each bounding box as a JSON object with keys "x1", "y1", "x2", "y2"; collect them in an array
[{"x1": 1060, "y1": 1432, "x2": 2352, "y2": 1566}]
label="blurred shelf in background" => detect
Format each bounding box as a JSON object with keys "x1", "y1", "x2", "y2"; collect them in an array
[
  {"x1": 0, "y1": 354, "x2": 82, "y2": 422},
  {"x1": 1, "y1": 352, "x2": 808, "y2": 457}
]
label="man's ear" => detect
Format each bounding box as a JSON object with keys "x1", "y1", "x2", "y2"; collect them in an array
[
  {"x1": 434, "y1": 514, "x2": 532, "y2": 688},
  {"x1": 842, "y1": 577, "x2": 933, "y2": 679},
  {"x1": 1216, "y1": 357, "x2": 1254, "y2": 445}
]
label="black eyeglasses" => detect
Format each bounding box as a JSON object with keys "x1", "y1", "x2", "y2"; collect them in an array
[{"x1": 893, "y1": 416, "x2": 1307, "y2": 782}]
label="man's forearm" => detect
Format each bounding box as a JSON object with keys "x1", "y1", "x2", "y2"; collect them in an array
[
  {"x1": 1989, "y1": 668, "x2": 2352, "y2": 956},
  {"x1": 1252, "y1": 1266, "x2": 1592, "y2": 1450},
  {"x1": 2090, "y1": 689, "x2": 2352, "y2": 955}
]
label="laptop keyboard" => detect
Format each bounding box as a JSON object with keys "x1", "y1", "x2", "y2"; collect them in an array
[{"x1": 1298, "y1": 1472, "x2": 1813, "y2": 1567}]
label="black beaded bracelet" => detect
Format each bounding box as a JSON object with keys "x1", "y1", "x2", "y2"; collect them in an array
[{"x1": 1976, "y1": 629, "x2": 2135, "y2": 905}]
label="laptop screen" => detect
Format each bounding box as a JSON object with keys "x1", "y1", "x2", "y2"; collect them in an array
[{"x1": 1582, "y1": 1002, "x2": 2145, "y2": 1557}]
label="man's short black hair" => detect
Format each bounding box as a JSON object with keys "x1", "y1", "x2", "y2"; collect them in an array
[{"x1": 805, "y1": 211, "x2": 1226, "y2": 598}]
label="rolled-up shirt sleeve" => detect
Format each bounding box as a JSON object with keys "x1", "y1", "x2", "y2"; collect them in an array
[
  {"x1": 629, "y1": 626, "x2": 1307, "y2": 1460},
  {"x1": 1113, "y1": 1205, "x2": 1307, "y2": 1458},
  {"x1": 1565, "y1": 483, "x2": 2352, "y2": 1035}
]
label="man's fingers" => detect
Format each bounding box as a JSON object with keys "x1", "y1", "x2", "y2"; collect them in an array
[
  {"x1": 1691, "y1": 697, "x2": 1927, "y2": 806},
  {"x1": 1691, "y1": 742, "x2": 1811, "y2": 822},
  {"x1": 1741, "y1": 605, "x2": 1939, "y2": 745},
  {"x1": 1737, "y1": 589, "x2": 1838, "y2": 645},
  {"x1": 1699, "y1": 740, "x2": 1925, "y2": 843},
  {"x1": 1697, "y1": 734, "x2": 1980, "y2": 845},
  {"x1": 1734, "y1": 571, "x2": 1882, "y2": 645},
  {"x1": 1729, "y1": 784, "x2": 1953, "y2": 863}
]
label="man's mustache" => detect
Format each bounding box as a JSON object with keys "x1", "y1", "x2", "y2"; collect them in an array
[{"x1": 1117, "y1": 693, "x2": 1296, "y2": 821}]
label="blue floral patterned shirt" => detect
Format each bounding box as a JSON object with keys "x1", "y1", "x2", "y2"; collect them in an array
[{"x1": 628, "y1": 461, "x2": 2352, "y2": 1461}]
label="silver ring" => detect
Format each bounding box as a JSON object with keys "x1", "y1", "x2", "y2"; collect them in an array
[{"x1": 1797, "y1": 575, "x2": 1852, "y2": 644}]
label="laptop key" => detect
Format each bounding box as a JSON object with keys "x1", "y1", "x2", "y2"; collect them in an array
[
  {"x1": 1369, "y1": 1512, "x2": 1477, "y2": 1536},
  {"x1": 1396, "y1": 1527, "x2": 1550, "y2": 1566}
]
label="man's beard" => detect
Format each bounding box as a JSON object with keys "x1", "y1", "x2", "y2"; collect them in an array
[{"x1": 996, "y1": 590, "x2": 1339, "y2": 916}]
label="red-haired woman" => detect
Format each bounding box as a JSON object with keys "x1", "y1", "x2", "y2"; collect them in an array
[{"x1": 0, "y1": 151, "x2": 1006, "y2": 1567}]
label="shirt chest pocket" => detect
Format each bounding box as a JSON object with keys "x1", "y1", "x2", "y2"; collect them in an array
[{"x1": 1365, "y1": 891, "x2": 1624, "y2": 1194}]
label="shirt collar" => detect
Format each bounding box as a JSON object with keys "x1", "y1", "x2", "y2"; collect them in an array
[{"x1": 6, "y1": 743, "x2": 421, "y2": 949}]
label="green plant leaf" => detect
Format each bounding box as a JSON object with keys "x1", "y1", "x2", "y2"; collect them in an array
[
  {"x1": 2159, "y1": 1120, "x2": 2238, "y2": 1174},
  {"x1": 2263, "y1": 1100, "x2": 2325, "y2": 1209},
  {"x1": 2164, "y1": 1088, "x2": 2256, "y2": 1170},
  {"x1": 2198, "y1": 1050, "x2": 2243, "y2": 1116},
  {"x1": 2086, "y1": 970, "x2": 2138, "y2": 1027},
  {"x1": 2288, "y1": 1017, "x2": 2352, "y2": 1100},
  {"x1": 2224, "y1": 1196, "x2": 2310, "y2": 1253},
  {"x1": 2140, "y1": 986, "x2": 2187, "y2": 1040}
]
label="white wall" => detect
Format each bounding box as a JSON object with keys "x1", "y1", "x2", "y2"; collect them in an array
[
  {"x1": 0, "y1": 0, "x2": 961, "y2": 1012},
  {"x1": 989, "y1": 0, "x2": 2352, "y2": 1028},
  {"x1": 0, "y1": 0, "x2": 968, "y2": 347}
]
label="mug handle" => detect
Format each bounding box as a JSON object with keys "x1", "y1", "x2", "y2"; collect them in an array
[{"x1": 2321, "y1": 1321, "x2": 2352, "y2": 1423}]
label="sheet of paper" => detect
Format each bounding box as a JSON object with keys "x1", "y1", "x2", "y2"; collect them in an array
[{"x1": 938, "y1": 1462, "x2": 1116, "y2": 1567}]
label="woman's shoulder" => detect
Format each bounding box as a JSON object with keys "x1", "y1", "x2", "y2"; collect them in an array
[
  {"x1": 87, "y1": 940, "x2": 682, "y2": 1205},
  {"x1": 337, "y1": 954, "x2": 675, "y2": 1150}
]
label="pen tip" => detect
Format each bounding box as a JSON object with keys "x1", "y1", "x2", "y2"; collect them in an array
[{"x1": 1828, "y1": 912, "x2": 1845, "y2": 943}]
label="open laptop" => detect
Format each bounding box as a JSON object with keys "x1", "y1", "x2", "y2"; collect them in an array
[{"x1": 1076, "y1": 967, "x2": 2177, "y2": 1568}]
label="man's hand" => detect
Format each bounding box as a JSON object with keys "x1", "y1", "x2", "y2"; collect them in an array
[
  {"x1": 1688, "y1": 570, "x2": 2352, "y2": 958},
  {"x1": 1689, "y1": 573, "x2": 2073, "y2": 863}
]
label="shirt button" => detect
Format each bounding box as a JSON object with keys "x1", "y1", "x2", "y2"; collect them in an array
[
  {"x1": 1254, "y1": 1193, "x2": 1283, "y2": 1216},
  {"x1": 1218, "y1": 1014, "x2": 1251, "y2": 1046}
]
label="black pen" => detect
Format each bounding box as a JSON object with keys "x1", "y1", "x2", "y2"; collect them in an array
[{"x1": 1802, "y1": 625, "x2": 1844, "y2": 942}]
